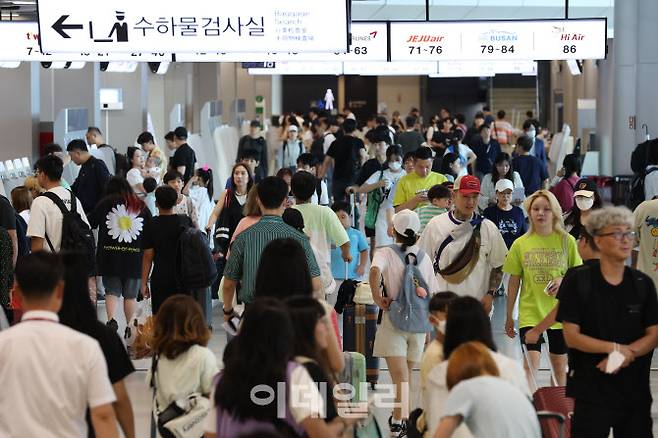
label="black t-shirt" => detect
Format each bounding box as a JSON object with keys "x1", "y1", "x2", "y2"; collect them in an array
[
  {"x1": 142, "y1": 214, "x2": 193, "y2": 313},
  {"x1": 83, "y1": 321, "x2": 134, "y2": 438},
  {"x1": 356, "y1": 159, "x2": 388, "y2": 186},
  {"x1": 72, "y1": 156, "x2": 111, "y2": 214},
  {"x1": 482, "y1": 205, "x2": 526, "y2": 249},
  {"x1": 397, "y1": 130, "x2": 425, "y2": 156},
  {"x1": 171, "y1": 143, "x2": 197, "y2": 184},
  {"x1": 556, "y1": 262, "x2": 658, "y2": 406},
  {"x1": 88, "y1": 196, "x2": 152, "y2": 278},
  {"x1": 0, "y1": 196, "x2": 16, "y2": 231},
  {"x1": 326, "y1": 135, "x2": 365, "y2": 182},
  {"x1": 301, "y1": 361, "x2": 338, "y2": 421}
]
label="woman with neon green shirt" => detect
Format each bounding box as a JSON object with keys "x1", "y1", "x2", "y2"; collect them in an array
[{"x1": 503, "y1": 190, "x2": 582, "y2": 386}]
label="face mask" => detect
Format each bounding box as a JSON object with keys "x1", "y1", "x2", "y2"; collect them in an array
[
  {"x1": 437, "y1": 320, "x2": 446, "y2": 334},
  {"x1": 527, "y1": 129, "x2": 536, "y2": 140},
  {"x1": 389, "y1": 161, "x2": 402, "y2": 171},
  {"x1": 575, "y1": 197, "x2": 594, "y2": 211}
]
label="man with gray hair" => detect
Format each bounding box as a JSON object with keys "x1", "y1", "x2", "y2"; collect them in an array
[{"x1": 556, "y1": 206, "x2": 658, "y2": 437}]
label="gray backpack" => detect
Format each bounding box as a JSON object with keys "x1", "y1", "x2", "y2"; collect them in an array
[{"x1": 387, "y1": 245, "x2": 433, "y2": 333}]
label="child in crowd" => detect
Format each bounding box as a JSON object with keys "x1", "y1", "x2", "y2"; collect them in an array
[
  {"x1": 483, "y1": 179, "x2": 527, "y2": 249},
  {"x1": 417, "y1": 184, "x2": 452, "y2": 233},
  {"x1": 296, "y1": 153, "x2": 329, "y2": 206},
  {"x1": 420, "y1": 291, "x2": 458, "y2": 388},
  {"x1": 184, "y1": 167, "x2": 215, "y2": 239},
  {"x1": 330, "y1": 201, "x2": 369, "y2": 282},
  {"x1": 403, "y1": 151, "x2": 415, "y2": 174},
  {"x1": 163, "y1": 170, "x2": 199, "y2": 228},
  {"x1": 145, "y1": 155, "x2": 163, "y2": 184},
  {"x1": 283, "y1": 207, "x2": 305, "y2": 233},
  {"x1": 143, "y1": 177, "x2": 157, "y2": 217}
]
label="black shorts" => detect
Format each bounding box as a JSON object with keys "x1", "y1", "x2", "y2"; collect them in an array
[
  {"x1": 572, "y1": 399, "x2": 652, "y2": 438},
  {"x1": 518, "y1": 327, "x2": 567, "y2": 355}
]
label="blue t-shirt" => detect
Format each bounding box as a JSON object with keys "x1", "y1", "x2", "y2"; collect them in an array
[
  {"x1": 471, "y1": 139, "x2": 501, "y2": 175},
  {"x1": 513, "y1": 154, "x2": 548, "y2": 196},
  {"x1": 483, "y1": 204, "x2": 527, "y2": 249},
  {"x1": 331, "y1": 227, "x2": 369, "y2": 280}
]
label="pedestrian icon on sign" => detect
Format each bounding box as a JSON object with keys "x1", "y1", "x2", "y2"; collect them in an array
[{"x1": 108, "y1": 11, "x2": 128, "y2": 42}]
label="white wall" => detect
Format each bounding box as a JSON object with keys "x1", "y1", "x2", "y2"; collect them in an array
[
  {"x1": 0, "y1": 63, "x2": 34, "y2": 161},
  {"x1": 377, "y1": 76, "x2": 421, "y2": 116}
]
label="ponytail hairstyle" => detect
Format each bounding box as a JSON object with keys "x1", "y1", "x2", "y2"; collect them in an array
[
  {"x1": 196, "y1": 167, "x2": 214, "y2": 201},
  {"x1": 395, "y1": 229, "x2": 417, "y2": 252}
]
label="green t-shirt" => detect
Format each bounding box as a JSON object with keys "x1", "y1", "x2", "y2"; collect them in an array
[
  {"x1": 502, "y1": 231, "x2": 582, "y2": 329},
  {"x1": 393, "y1": 171, "x2": 447, "y2": 210}
]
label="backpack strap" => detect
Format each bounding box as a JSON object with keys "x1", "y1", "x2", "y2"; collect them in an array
[
  {"x1": 435, "y1": 215, "x2": 483, "y2": 269},
  {"x1": 40, "y1": 190, "x2": 76, "y2": 252}
]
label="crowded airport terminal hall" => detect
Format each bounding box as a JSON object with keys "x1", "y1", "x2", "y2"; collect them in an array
[{"x1": 3, "y1": 0, "x2": 658, "y2": 437}]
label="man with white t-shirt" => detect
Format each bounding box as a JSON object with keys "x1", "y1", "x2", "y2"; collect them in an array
[
  {"x1": 419, "y1": 175, "x2": 507, "y2": 314},
  {"x1": 27, "y1": 155, "x2": 91, "y2": 253},
  {"x1": 0, "y1": 252, "x2": 117, "y2": 437}
]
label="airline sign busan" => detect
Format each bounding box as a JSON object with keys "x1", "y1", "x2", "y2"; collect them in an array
[
  {"x1": 390, "y1": 19, "x2": 606, "y2": 61},
  {"x1": 37, "y1": 0, "x2": 350, "y2": 54}
]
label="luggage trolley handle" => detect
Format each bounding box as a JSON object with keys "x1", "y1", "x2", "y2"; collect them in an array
[
  {"x1": 349, "y1": 192, "x2": 357, "y2": 228},
  {"x1": 537, "y1": 411, "x2": 566, "y2": 438},
  {"x1": 521, "y1": 332, "x2": 559, "y2": 392}
]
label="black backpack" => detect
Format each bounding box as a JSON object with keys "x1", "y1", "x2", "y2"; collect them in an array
[
  {"x1": 41, "y1": 190, "x2": 96, "y2": 274},
  {"x1": 630, "y1": 167, "x2": 658, "y2": 209},
  {"x1": 176, "y1": 223, "x2": 217, "y2": 291}
]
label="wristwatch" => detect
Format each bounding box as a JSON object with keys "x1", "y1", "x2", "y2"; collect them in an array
[{"x1": 223, "y1": 307, "x2": 234, "y2": 316}]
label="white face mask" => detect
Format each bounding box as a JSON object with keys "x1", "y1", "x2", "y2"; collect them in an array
[
  {"x1": 437, "y1": 320, "x2": 446, "y2": 334},
  {"x1": 527, "y1": 129, "x2": 536, "y2": 140},
  {"x1": 575, "y1": 197, "x2": 594, "y2": 211},
  {"x1": 389, "y1": 161, "x2": 402, "y2": 172}
]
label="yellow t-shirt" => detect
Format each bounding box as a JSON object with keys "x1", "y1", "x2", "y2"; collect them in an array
[
  {"x1": 393, "y1": 172, "x2": 447, "y2": 209},
  {"x1": 502, "y1": 231, "x2": 582, "y2": 329},
  {"x1": 633, "y1": 199, "x2": 658, "y2": 292}
]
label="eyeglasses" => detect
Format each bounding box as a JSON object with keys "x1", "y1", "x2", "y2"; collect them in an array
[{"x1": 596, "y1": 231, "x2": 636, "y2": 241}]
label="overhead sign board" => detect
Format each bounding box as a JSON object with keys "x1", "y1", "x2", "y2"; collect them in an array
[
  {"x1": 343, "y1": 61, "x2": 438, "y2": 76},
  {"x1": 175, "y1": 22, "x2": 387, "y2": 62},
  {"x1": 248, "y1": 61, "x2": 343, "y2": 75},
  {"x1": 0, "y1": 22, "x2": 172, "y2": 62},
  {"x1": 37, "y1": 0, "x2": 349, "y2": 54},
  {"x1": 390, "y1": 19, "x2": 606, "y2": 62}
]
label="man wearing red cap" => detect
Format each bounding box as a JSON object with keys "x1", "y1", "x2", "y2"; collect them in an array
[{"x1": 419, "y1": 175, "x2": 507, "y2": 313}]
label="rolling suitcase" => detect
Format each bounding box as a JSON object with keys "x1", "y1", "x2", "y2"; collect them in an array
[
  {"x1": 338, "y1": 351, "x2": 367, "y2": 403},
  {"x1": 343, "y1": 303, "x2": 379, "y2": 389},
  {"x1": 522, "y1": 337, "x2": 574, "y2": 438}
]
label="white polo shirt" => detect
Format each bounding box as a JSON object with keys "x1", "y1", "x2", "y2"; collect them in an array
[
  {"x1": 0, "y1": 310, "x2": 116, "y2": 437},
  {"x1": 418, "y1": 210, "x2": 508, "y2": 298}
]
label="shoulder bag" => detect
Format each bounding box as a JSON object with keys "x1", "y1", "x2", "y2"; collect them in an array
[{"x1": 150, "y1": 355, "x2": 211, "y2": 438}]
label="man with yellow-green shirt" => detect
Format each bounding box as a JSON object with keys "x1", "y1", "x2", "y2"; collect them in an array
[{"x1": 393, "y1": 147, "x2": 447, "y2": 212}]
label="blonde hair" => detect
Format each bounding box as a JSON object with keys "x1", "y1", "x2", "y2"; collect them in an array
[
  {"x1": 523, "y1": 190, "x2": 567, "y2": 237},
  {"x1": 23, "y1": 176, "x2": 44, "y2": 198},
  {"x1": 446, "y1": 341, "x2": 500, "y2": 390}
]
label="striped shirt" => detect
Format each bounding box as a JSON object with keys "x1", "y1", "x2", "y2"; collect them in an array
[
  {"x1": 417, "y1": 205, "x2": 447, "y2": 234},
  {"x1": 491, "y1": 120, "x2": 514, "y2": 145},
  {"x1": 223, "y1": 215, "x2": 321, "y2": 303}
]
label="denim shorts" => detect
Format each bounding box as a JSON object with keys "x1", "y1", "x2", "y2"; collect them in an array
[{"x1": 102, "y1": 276, "x2": 140, "y2": 299}]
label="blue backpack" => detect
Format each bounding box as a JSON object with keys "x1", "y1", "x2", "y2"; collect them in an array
[{"x1": 387, "y1": 245, "x2": 433, "y2": 334}]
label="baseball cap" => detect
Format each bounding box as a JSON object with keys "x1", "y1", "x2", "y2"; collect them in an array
[
  {"x1": 393, "y1": 209, "x2": 421, "y2": 236},
  {"x1": 495, "y1": 179, "x2": 514, "y2": 193},
  {"x1": 250, "y1": 119, "x2": 261, "y2": 128},
  {"x1": 573, "y1": 178, "x2": 596, "y2": 198},
  {"x1": 454, "y1": 175, "x2": 481, "y2": 195},
  {"x1": 288, "y1": 125, "x2": 298, "y2": 132}
]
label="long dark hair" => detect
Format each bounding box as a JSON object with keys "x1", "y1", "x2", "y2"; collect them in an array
[
  {"x1": 440, "y1": 152, "x2": 459, "y2": 178},
  {"x1": 58, "y1": 252, "x2": 98, "y2": 333},
  {"x1": 443, "y1": 296, "x2": 496, "y2": 359},
  {"x1": 491, "y1": 152, "x2": 514, "y2": 184},
  {"x1": 215, "y1": 298, "x2": 294, "y2": 420},
  {"x1": 285, "y1": 296, "x2": 333, "y2": 382},
  {"x1": 104, "y1": 176, "x2": 145, "y2": 214},
  {"x1": 196, "y1": 167, "x2": 214, "y2": 201},
  {"x1": 564, "y1": 190, "x2": 603, "y2": 229},
  {"x1": 254, "y1": 238, "x2": 313, "y2": 300},
  {"x1": 231, "y1": 162, "x2": 254, "y2": 194}
]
